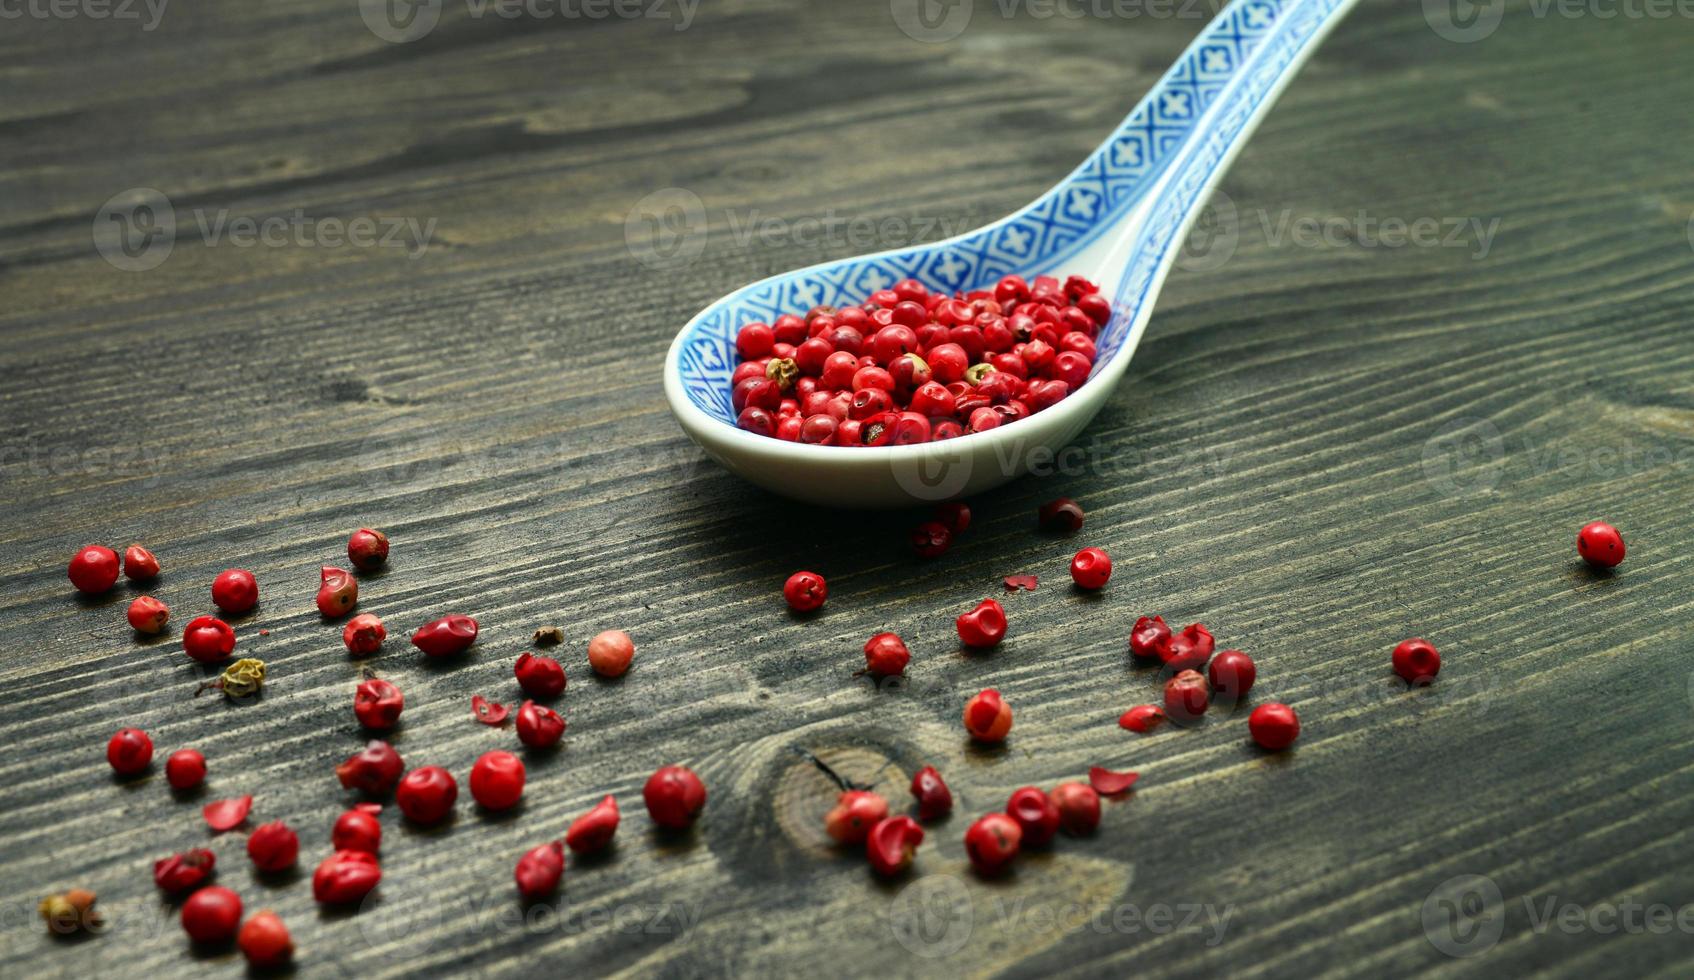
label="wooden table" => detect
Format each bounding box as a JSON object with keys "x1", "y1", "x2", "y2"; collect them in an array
[{"x1": 5, "y1": 0, "x2": 1693, "y2": 976}]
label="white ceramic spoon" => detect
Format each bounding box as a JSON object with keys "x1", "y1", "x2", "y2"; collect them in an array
[{"x1": 665, "y1": 0, "x2": 1362, "y2": 508}]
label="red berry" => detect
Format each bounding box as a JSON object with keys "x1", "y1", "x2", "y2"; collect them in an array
[
  {"x1": 956, "y1": 599, "x2": 1007, "y2": 648},
  {"x1": 783, "y1": 571, "x2": 828, "y2": 612},
  {"x1": 1118, "y1": 704, "x2": 1166, "y2": 733},
  {"x1": 410, "y1": 614, "x2": 478, "y2": 657},
  {"x1": 471, "y1": 694, "x2": 509, "y2": 726},
  {"x1": 565, "y1": 795, "x2": 620, "y2": 855},
  {"x1": 736, "y1": 322, "x2": 775, "y2": 359},
  {"x1": 238, "y1": 909, "x2": 293, "y2": 968},
  {"x1": 347, "y1": 527, "x2": 389, "y2": 571},
  {"x1": 643, "y1": 765, "x2": 707, "y2": 829},
  {"x1": 181, "y1": 615, "x2": 236, "y2": 663},
  {"x1": 863, "y1": 632, "x2": 911, "y2": 676},
  {"x1": 514, "y1": 651, "x2": 567, "y2": 699},
  {"x1": 1208, "y1": 649, "x2": 1257, "y2": 701},
  {"x1": 106, "y1": 728, "x2": 152, "y2": 776},
  {"x1": 1164, "y1": 669, "x2": 1210, "y2": 722},
  {"x1": 396, "y1": 766, "x2": 457, "y2": 825},
  {"x1": 1088, "y1": 766, "x2": 1139, "y2": 795},
  {"x1": 963, "y1": 689, "x2": 1013, "y2": 742},
  {"x1": 153, "y1": 848, "x2": 216, "y2": 894},
  {"x1": 122, "y1": 544, "x2": 160, "y2": 581},
  {"x1": 181, "y1": 886, "x2": 242, "y2": 944},
  {"x1": 515, "y1": 699, "x2": 566, "y2": 748},
  {"x1": 909, "y1": 766, "x2": 952, "y2": 821},
  {"x1": 1051, "y1": 782, "x2": 1100, "y2": 836},
  {"x1": 1577, "y1": 520, "x2": 1625, "y2": 568},
  {"x1": 203, "y1": 795, "x2": 253, "y2": 832},
  {"x1": 1163, "y1": 622, "x2": 1214, "y2": 672},
  {"x1": 68, "y1": 545, "x2": 120, "y2": 594},
  {"x1": 1391, "y1": 638, "x2": 1441, "y2": 685},
  {"x1": 336, "y1": 740, "x2": 404, "y2": 795},
  {"x1": 515, "y1": 841, "x2": 565, "y2": 899},
  {"x1": 316, "y1": 566, "x2": 358, "y2": 618},
  {"x1": 935, "y1": 501, "x2": 971, "y2": 534},
  {"x1": 312, "y1": 850, "x2": 381, "y2": 904},
  {"x1": 246, "y1": 821, "x2": 299, "y2": 872},
  {"x1": 354, "y1": 677, "x2": 404, "y2": 731},
  {"x1": 910, "y1": 520, "x2": 952, "y2": 559},
  {"x1": 1037, "y1": 498, "x2": 1084, "y2": 533},
  {"x1": 1005, "y1": 787, "x2": 1060, "y2": 847},
  {"x1": 587, "y1": 629, "x2": 634, "y2": 677},
  {"x1": 1249, "y1": 703, "x2": 1300, "y2": 750},
  {"x1": 1069, "y1": 547, "x2": 1112, "y2": 589},
  {"x1": 211, "y1": 569, "x2": 259, "y2": 614},
  {"x1": 824, "y1": 790, "x2": 889, "y2": 845},
  {"x1": 964, "y1": 813, "x2": 1022, "y2": 876},
  {"x1": 1129, "y1": 615, "x2": 1171, "y2": 659},
  {"x1": 866, "y1": 815, "x2": 924, "y2": 877},
  {"x1": 127, "y1": 595, "x2": 169, "y2": 634},
  {"x1": 469, "y1": 751, "x2": 526, "y2": 811},
  {"x1": 165, "y1": 748, "x2": 206, "y2": 789},
  {"x1": 333, "y1": 807, "x2": 382, "y2": 854},
  {"x1": 342, "y1": 613, "x2": 386, "y2": 656}
]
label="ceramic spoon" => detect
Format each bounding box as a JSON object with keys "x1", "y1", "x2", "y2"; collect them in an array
[{"x1": 665, "y1": 0, "x2": 1362, "y2": 508}]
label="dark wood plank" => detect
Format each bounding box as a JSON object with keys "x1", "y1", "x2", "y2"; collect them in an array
[{"x1": 4, "y1": 0, "x2": 1694, "y2": 976}]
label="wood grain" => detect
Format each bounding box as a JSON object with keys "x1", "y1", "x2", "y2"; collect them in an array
[{"x1": 4, "y1": 0, "x2": 1694, "y2": 976}]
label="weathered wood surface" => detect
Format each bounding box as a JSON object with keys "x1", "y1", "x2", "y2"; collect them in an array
[{"x1": 4, "y1": 0, "x2": 1694, "y2": 976}]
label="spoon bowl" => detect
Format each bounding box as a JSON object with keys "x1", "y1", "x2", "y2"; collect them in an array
[{"x1": 664, "y1": 0, "x2": 1360, "y2": 508}]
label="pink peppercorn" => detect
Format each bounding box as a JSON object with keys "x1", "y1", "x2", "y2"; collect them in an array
[
  {"x1": 238, "y1": 910, "x2": 293, "y2": 968},
  {"x1": 587, "y1": 629, "x2": 635, "y2": 677},
  {"x1": 910, "y1": 766, "x2": 953, "y2": 821},
  {"x1": 153, "y1": 848, "x2": 216, "y2": 894},
  {"x1": 396, "y1": 766, "x2": 457, "y2": 825},
  {"x1": 246, "y1": 821, "x2": 299, "y2": 872},
  {"x1": 127, "y1": 596, "x2": 169, "y2": 634},
  {"x1": 106, "y1": 728, "x2": 152, "y2": 776},
  {"x1": 315, "y1": 566, "x2": 358, "y2": 618},
  {"x1": 210, "y1": 569, "x2": 259, "y2": 615},
  {"x1": 1391, "y1": 638, "x2": 1441, "y2": 685},
  {"x1": 333, "y1": 807, "x2": 382, "y2": 854},
  {"x1": 312, "y1": 850, "x2": 381, "y2": 904},
  {"x1": 565, "y1": 795, "x2": 620, "y2": 855},
  {"x1": 1576, "y1": 520, "x2": 1625, "y2": 568},
  {"x1": 963, "y1": 689, "x2": 1013, "y2": 743},
  {"x1": 514, "y1": 652, "x2": 567, "y2": 699},
  {"x1": 863, "y1": 632, "x2": 911, "y2": 676},
  {"x1": 1208, "y1": 649, "x2": 1257, "y2": 702},
  {"x1": 515, "y1": 841, "x2": 565, "y2": 899},
  {"x1": 1069, "y1": 547, "x2": 1112, "y2": 589},
  {"x1": 783, "y1": 571, "x2": 828, "y2": 612},
  {"x1": 825, "y1": 790, "x2": 890, "y2": 845},
  {"x1": 956, "y1": 599, "x2": 1007, "y2": 648},
  {"x1": 122, "y1": 544, "x2": 160, "y2": 581},
  {"x1": 181, "y1": 886, "x2": 242, "y2": 944},
  {"x1": 1249, "y1": 703, "x2": 1300, "y2": 750},
  {"x1": 336, "y1": 740, "x2": 404, "y2": 795},
  {"x1": 1164, "y1": 669, "x2": 1210, "y2": 722},
  {"x1": 964, "y1": 813, "x2": 1022, "y2": 876},
  {"x1": 1050, "y1": 782, "x2": 1101, "y2": 836},
  {"x1": 1005, "y1": 787, "x2": 1060, "y2": 847},
  {"x1": 347, "y1": 528, "x2": 389, "y2": 571},
  {"x1": 1118, "y1": 704, "x2": 1166, "y2": 733},
  {"x1": 643, "y1": 765, "x2": 707, "y2": 829},
  {"x1": 353, "y1": 678, "x2": 404, "y2": 731},
  {"x1": 469, "y1": 751, "x2": 526, "y2": 812},
  {"x1": 165, "y1": 748, "x2": 206, "y2": 789},
  {"x1": 410, "y1": 615, "x2": 478, "y2": 657},
  {"x1": 182, "y1": 615, "x2": 236, "y2": 663},
  {"x1": 342, "y1": 613, "x2": 386, "y2": 656},
  {"x1": 68, "y1": 545, "x2": 120, "y2": 595},
  {"x1": 515, "y1": 700, "x2": 566, "y2": 748}
]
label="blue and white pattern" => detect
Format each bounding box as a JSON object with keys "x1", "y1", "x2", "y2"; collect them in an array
[{"x1": 677, "y1": 0, "x2": 1342, "y2": 424}]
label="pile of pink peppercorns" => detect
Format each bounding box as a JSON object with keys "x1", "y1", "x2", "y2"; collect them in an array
[
  {"x1": 58, "y1": 511, "x2": 1632, "y2": 951},
  {"x1": 66, "y1": 530, "x2": 695, "y2": 968},
  {"x1": 730, "y1": 274, "x2": 1109, "y2": 445},
  {"x1": 780, "y1": 504, "x2": 1631, "y2": 878}
]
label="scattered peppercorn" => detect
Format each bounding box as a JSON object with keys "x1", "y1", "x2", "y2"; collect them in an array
[
  {"x1": 1129, "y1": 614, "x2": 1171, "y2": 659},
  {"x1": 909, "y1": 766, "x2": 953, "y2": 821},
  {"x1": 195, "y1": 657, "x2": 265, "y2": 699},
  {"x1": 565, "y1": 795, "x2": 620, "y2": 855},
  {"x1": 963, "y1": 689, "x2": 1013, "y2": 743},
  {"x1": 514, "y1": 652, "x2": 566, "y2": 699},
  {"x1": 127, "y1": 595, "x2": 169, "y2": 634},
  {"x1": 910, "y1": 521, "x2": 952, "y2": 559},
  {"x1": 1248, "y1": 703, "x2": 1300, "y2": 750},
  {"x1": 396, "y1": 766, "x2": 458, "y2": 825},
  {"x1": 867, "y1": 815, "x2": 924, "y2": 876},
  {"x1": 246, "y1": 821, "x2": 299, "y2": 872},
  {"x1": 181, "y1": 615, "x2": 236, "y2": 664},
  {"x1": 181, "y1": 886, "x2": 243, "y2": 944},
  {"x1": 469, "y1": 751, "x2": 526, "y2": 811},
  {"x1": 515, "y1": 841, "x2": 565, "y2": 899},
  {"x1": 863, "y1": 632, "x2": 911, "y2": 676},
  {"x1": 1087, "y1": 767, "x2": 1139, "y2": 796},
  {"x1": 1069, "y1": 546, "x2": 1112, "y2": 589},
  {"x1": 825, "y1": 790, "x2": 890, "y2": 845},
  {"x1": 1208, "y1": 649, "x2": 1257, "y2": 702},
  {"x1": 471, "y1": 694, "x2": 510, "y2": 726},
  {"x1": 210, "y1": 569, "x2": 259, "y2": 615},
  {"x1": 347, "y1": 528, "x2": 389, "y2": 571},
  {"x1": 1118, "y1": 704, "x2": 1166, "y2": 733},
  {"x1": 238, "y1": 909, "x2": 293, "y2": 968},
  {"x1": 1576, "y1": 520, "x2": 1625, "y2": 568},
  {"x1": 515, "y1": 699, "x2": 566, "y2": 748},
  {"x1": 203, "y1": 795, "x2": 253, "y2": 832},
  {"x1": 956, "y1": 599, "x2": 1007, "y2": 648},
  {"x1": 316, "y1": 566, "x2": 358, "y2": 618},
  {"x1": 312, "y1": 850, "x2": 381, "y2": 904},
  {"x1": 1038, "y1": 498, "x2": 1085, "y2": 533},
  {"x1": 354, "y1": 677, "x2": 404, "y2": 731},
  {"x1": 342, "y1": 613, "x2": 386, "y2": 656},
  {"x1": 165, "y1": 748, "x2": 206, "y2": 790},
  {"x1": 1051, "y1": 782, "x2": 1101, "y2": 835},
  {"x1": 68, "y1": 545, "x2": 120, "y2": 595},
  {"x1": 1392, "y1": 638, "x2": 1441, "y2": 685},
  {"x1": 964, "y1": 813, "x2": 1022, "y2": 876},
  {"x1": 333, "y1": 805, "x2": 383, "y2": 854},
  {"x1": 643, "y1": 765, "x2": 707, "y2": 829},
  {"x1": 153, "y1": 849, "x2": 216, "y2": 894},
  {"x1": 122, "y1": 544, "x2": 160, "y2": 581},
  {"x1": 336, "y1": 740, "x2": 404, "y2": 795},
  {"x1": 1164, "y1": 669, "x2": 1210, "y2": 722},
  {"x1": 783, "y1": 571, "x2": 829, "y2": 612},
  {"x1": 587, "y1": 629, "x2": 635, "y2": 678},
  {"x1": 106, "y1": 728, "x2": 153, "y2": 776},
  {"x1": 410, "y1": 614, "x2": 478, "y2": 657},
  {"x1": 1005, "y1": 787, "x2": 1060, "y2": 847}
]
